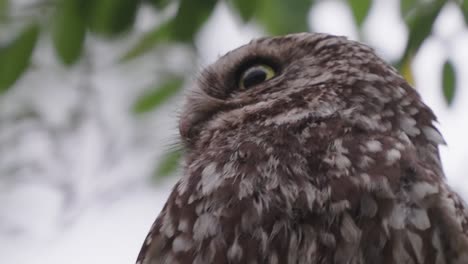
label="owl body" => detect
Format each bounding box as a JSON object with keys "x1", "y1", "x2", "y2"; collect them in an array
[{"x1": 137, "y1": 33, "x2": 468, "y2": 264}]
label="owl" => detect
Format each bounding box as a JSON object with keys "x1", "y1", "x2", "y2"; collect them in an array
[{"x1": 136, "y1": 33, "x2": 468, "y2": 264}]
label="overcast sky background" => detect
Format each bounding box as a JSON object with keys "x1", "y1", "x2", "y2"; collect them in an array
[{"x1": 1, "y1": 0, "x2": 468, "y2": 263}]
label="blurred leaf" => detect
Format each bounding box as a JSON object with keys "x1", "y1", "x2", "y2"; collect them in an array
[
  {"x1": 170, "y1": 0, "x2": 217, "y2": 42},
  {"x1": 257, "y1": 0, "x2": 312, "y2": 35},
  {"x1": 0, "y1": 0, "x2": 9, "y2": 21},
  {"x1": 442, "y1": 60, "x2": 456, "y2": 106},
  {"x1": 154, "y1": 149, "x2": 182, "y2": 178},
  {"x1": 456, "y1": 0, "x2": 468, "y2": 24},
  {"x1": 0, "y1": 24, "x2": 39, "y2": 93},
  {"x1": 120, "y1": 20, "x2": 173, "y2": 61},
  {"x1": 133, "y1": 77, "x2": 184, "y2": 114},
  {"x1": 347, "y1": 0, "x2": 372, "y2": 27},
  {"x1": 400, "y1": 0, "x2": 418, "y2": 20},
  {"x1": 399, "y1": 55, "x2": 414, "y2": 86},
  {"x1": 231, "y1": 0, "x2": 258, "y2": 22},
  {"x1": 402, "y1": 0, "x2": 445, "y2": 61},
  {"x1": 145, "y1": 0, "x2": 171, "y2": 10},
  {"x1": 88, "y1": 0, "x2": 140, "y2": 36},
  {"x1": 122, "y1": 0, "x2": 216, "y2": 60},
  {"x1": 52, "y1": 0, "x2": 87, "y2": 65}
]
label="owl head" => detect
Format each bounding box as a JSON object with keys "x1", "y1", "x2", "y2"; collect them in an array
[{"x1": 178, "y1": 33, "x2": 441, "y2": 157}]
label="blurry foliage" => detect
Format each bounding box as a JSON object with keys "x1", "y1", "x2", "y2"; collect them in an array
[
  {"x1": 133, "y1": 76, "x2": 184, "y2": 114},
  {"x1": 122, "y1": 0, "x2": 217, "y2": 60},
  {"x1": 154, "y1": 149, "x2": 182, "y2": 179},
  {"x1": 87, "y1": 0, "x2": 139, "y2": 35},
  {"x1": 347, "y1": 0, "x2": 372, "y2": 27},
  {"x1": 0, "y1": 0, "x2": 8, "y2": 20},
  {"x1": 400, "y1": 55, "x2": 415, "y2": 86},
  {"x1": 52, "y1": 0, "x2": 86, "y2": 65},
  {"x1": 459, "y1": 0, "x2": 468, "y2": 24},
  {"x1": 0, "y1": 0, "x2": 466, "y2": 178},
  {"x1": 255, "y1": 0, "x2": 312, "y2": 34},
  {"x1": 0, "y1": 23, "x2": 39, "y2": 93},
  {"x1": 400, "y1": 0, "x2": 445, "y2": 63},
  {"x1": 442, "y1": 59, "x2": 456, "y2": 106}
]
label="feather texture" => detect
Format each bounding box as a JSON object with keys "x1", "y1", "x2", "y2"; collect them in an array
[{"x1": 136, "y1": 33, "x2": 468, "y2": 264}]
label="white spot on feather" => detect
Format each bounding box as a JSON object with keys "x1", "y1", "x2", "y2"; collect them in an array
[
  {"x1": 324, "y1": 138, "x2": 351, "y2": 171},
  {"x1": 365, "y1": 140, "x2": 383, "y2": 152},
  {"x1": 269, "y1": 251, "x2": 279, "y2": 264},
  {"x1": 388, "y1": 204, "x2": 406, "y2": 229},
  {"x1": 177, "y1": 177, "x2": 189, "y2": 194},
  {"x1": 422, "y1": 126, "x2": 446, "y2": 145},
  {"x1": 397, "y1": 131, "x2": 412, "y2": 144},
  {"x1": 172, "y1": 235, "x2": 193, "y2": 252},
  {"x1": 253, "y1": 228, "x2": 269, "y2": 254},
  {"x1": 201, "y1": 162, "x2": 222, "y2": 195},
  {"x1": 238, "y1": 178, "x2": 254, "y2": 199},
  {"x1": 409, "y1": 208, "x2": 430, "y2": 230},
  {"x1": 340, "y1": 213, "x2": 362, "y2": 242},
  {"x1": 178, "y1": 218, "x2": 190, "y2": 232},
  {"x1": 193, "y1": 213, "x2": 219, "y2": 241},
  {"x1": 221, "y1": 162, "x2": 235, "y2": 178},
  {"x1": 265, "y1": 108, "x2": 311, "y2": 126},
  {"x1": 400, "y1": 116, "x2": 420, "y2": 136},
  {"x1": 358, "y1": 156, "x2": 375, "y2": 169},
  {"x1": 411, "y1": 182, "x2": 439, "y2": 200},
  {"x1": 386, "y1": 149, "x2": 401, "y2": 164},
  {"x1": 394, "y1": 86, "x2": 406, "y2": 99},
  {"x1": 145, "y1": 236, "x2": 152, "y2": 245},
  {"x1": 160, "y1": 212, "x2": 175, "y2": 238},
  {"x1": 370, "y1": 177, "x2": 395, "y2": 198},
  {"x1": 330, "y1": 200, "x2": 350, "y2": 214},
  {"x1": 227, "y1": 237, "x2": 243, "y2": 261},
  {"x1": 335, "y1": 155, "x2": 351, "y2": 170},
  {"x1": 288, "y1": 231, "x2": 299, "y2": 263},
  {"x1": 303, "y1": 183, "x2": 317, "y2": 210}
]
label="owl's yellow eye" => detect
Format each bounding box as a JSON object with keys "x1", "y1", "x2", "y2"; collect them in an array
[{"x1": 239, "y1": 64, "x2": 276, "y2": 89}]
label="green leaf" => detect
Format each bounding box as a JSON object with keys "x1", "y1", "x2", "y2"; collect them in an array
[
  {"x1": 0, "y1": 0, "x2": 9, "y2": 21},
  {"x1": 456, "y1": 0, "x2": 468, "y2": 25},
  {"x1": 0, "y1": 24, "x2": 39, "y2": 93},
  {"x1": 120, "y1": 20, "x2": 173, "y2": 61},
  {"x1": 396, "y1": 55, "x2": 415, "y2": 86},
  {"x1": 88, "y1": 0, "x2": 140, "y2": 36},
  {"x1": 170, "y1": 0, "x2": 217, "y2": 42},
  {"x1": 231, "y1": 0, "x2": 258, "y2": 22},
  {"x1": 400, "y1": 0, "x2": 418, "y2": 20},
  {"x1": 442, "y1": 60, "x2": 456, "y2": 106},
  {"x1": 133, "y1": 77, "x2": 184, "y2": 114},
  {"x1": 347, "y1": 0, "x2": 372, "y2": 27},
  {"x1": 154, "y1": 149, "x2": 182, "y2": 178},
  {"x1": 257, "y1": 0, "x2": 312, "y2": 35},
  {"x1": 145, "y1": 0, "x2": 171, "y2": 10},
  {"x1": 52, "y1": 0, "x2": 87, "y2": 65},
  {"x1": 402, "y1": 0, "x2": 445, "y2": 61},
  {"x1": 122, "y1": 0, "x2": 216, "y2": 60}
]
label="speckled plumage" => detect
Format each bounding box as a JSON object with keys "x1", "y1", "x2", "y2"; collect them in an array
[{"x1": 136, "y1": 33, "x2": 468, "y2": 264}]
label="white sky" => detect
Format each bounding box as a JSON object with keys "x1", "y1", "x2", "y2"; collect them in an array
[{"x1": 1, "y1": 0, "x2": 468, "y2": 263}]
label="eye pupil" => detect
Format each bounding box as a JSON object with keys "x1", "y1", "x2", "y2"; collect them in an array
[
  {"x1": 242, "y1": 69, "x2": 268, "y2": 88},
  {"x1": 239, "y1": 64, "x2": 276, "y2": 90}
]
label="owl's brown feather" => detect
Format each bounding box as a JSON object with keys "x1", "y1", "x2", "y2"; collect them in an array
[{"x1": 136, "y1": 33, "x2": 468, "y2": 264}]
